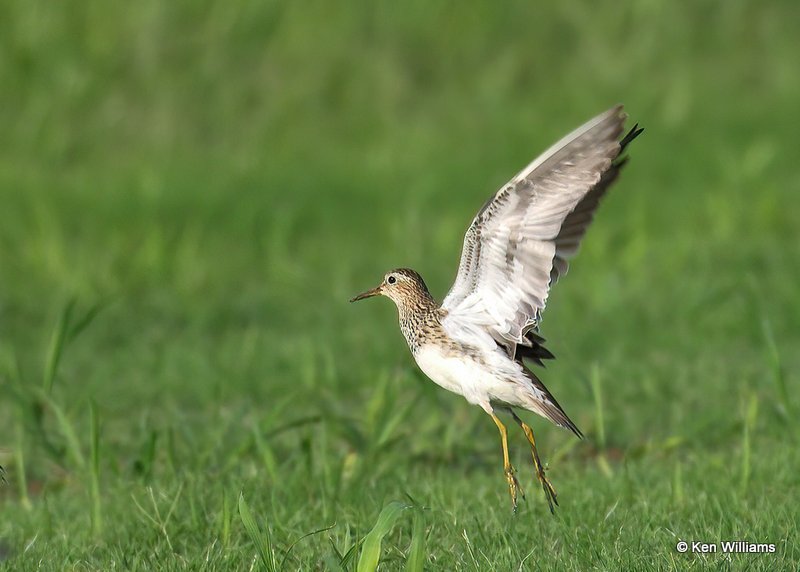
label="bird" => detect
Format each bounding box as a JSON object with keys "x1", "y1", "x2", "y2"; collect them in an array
[{"x1": 350, "y1": 105, "x2": 642, "y2": 512}]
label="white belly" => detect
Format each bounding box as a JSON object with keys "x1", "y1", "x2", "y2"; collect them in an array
[{"x1": 413, "y1": 344, "x2": 508, "y2": 406}]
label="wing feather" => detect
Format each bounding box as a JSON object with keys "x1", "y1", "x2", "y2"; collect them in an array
[{"x1": 442, "y1": 106, "x2": 641, "y2": 355}]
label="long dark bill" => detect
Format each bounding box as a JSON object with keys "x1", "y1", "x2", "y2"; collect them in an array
[{"x1": 349, "y1": 286, "x2": 382, "y2": 302}]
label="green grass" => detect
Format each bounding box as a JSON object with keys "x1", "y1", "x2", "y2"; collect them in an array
[{"x1": 1, "y1": 0, "x2": 799, "y2": 569}]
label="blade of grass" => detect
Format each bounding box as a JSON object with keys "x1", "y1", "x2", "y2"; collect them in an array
[
  {"x1": 589, "y1": 364, "x2": 612, "y2": 477},
  {"x1": 357, "y1": 501, "x2": 410, "y2": 572},
  {"x1": 43, "y1": 300, "x2": 75, "y2": 394},
  {"x1": 328, "y1": 538, "x2": 345, "y2": 563},
  {"x1": 672, "y1": 460, "x2": 684, "y2": 506},
  {"x1": 4, "y1": 363, "x2": 62, "y2": 461},
  {"x1": 66, "y1": 303, "x2": 103, "y2": 344},
  {"x1": 134, "y1": 430, "x2": 158, "y2": 482},
  {"x1": 405, "y1": 508, "x2": 426, "y2": 572},
  {"x1": 550, "y1": 435, "x2": 581, "y2": 465},
  {"x1": 42, "y1": 492, "x2": 53, "y2": 536},
  {"x1": 252, "y1": 424, "x2": 278, "y2": 481},
  {"x1": 324, "y1": 553, "x2": 346, "y2": 572},
  {"x1": 43, "y1": 300, "x2": 101, "y2": 394},
  {"x1": 89, "y1": 400, "x2": 102, "y2": 536},
  {"x1": 340, "y1": 538, "x2": 361, "y2": 571},
  {"x1": 462, "y1": 529, "x2": 480, "y2": 571},
  {"x1": 740, "y1": 392, "x2": 759, "y2": 494},
  {"x1": 761, "y1": 318, "x2": 789, "y2": 419},
  {"x1": 34, "y1": 389, "x2": 85, "y2": 470},
  {"x1": 279, "y1": 522, "x2": 336, "y2": 571},
  {"x1": 15, "y1": 420, "x2": 31, "y2": 510},
  {"x1": 377, "y1": 399, "x2": 414, "y2": 449},
  {"x1": 220, "y1": 492, "x2": 231, "y2": 549},
  {"x1": 238, "y1": 493, "x2": 276, "y2": 571},
  {"x1": 166, "y1": 427, "x2": 179, "y2": 476},
  {"x1": 590, "y1": 363, "x2": 605, "y2": 449},
  {"x1": 131, "y1": 484, "x2": 184, "y2": 552}
]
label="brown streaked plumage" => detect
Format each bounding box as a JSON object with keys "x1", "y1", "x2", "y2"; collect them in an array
[{"x1": 351, "y1": 106, "x2": 642, "y2": 512}]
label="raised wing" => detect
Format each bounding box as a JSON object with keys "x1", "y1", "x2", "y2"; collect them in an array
[{"x1": 442, "y1": 105, "x2": 641, "y2": 355}]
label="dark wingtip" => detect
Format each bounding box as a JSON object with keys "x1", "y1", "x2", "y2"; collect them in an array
[
  {"x1": 516, "y1": 331, "x2": 556, "y2": 368},
  {"x1": 620, "y1": 123, "x2": 644, "y2": 151},
  {"x1": 556, "y1": 409, "x2": 584, "y2": 439},
  {"x1": 567, "y1": 420, "x2": 584, "y2": 440}
]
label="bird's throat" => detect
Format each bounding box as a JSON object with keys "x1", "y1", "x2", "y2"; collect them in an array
[{"x1": 398, "y1": 303, "x2": 442, "y2": 354}]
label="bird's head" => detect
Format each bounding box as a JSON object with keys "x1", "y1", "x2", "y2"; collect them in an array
[{"x1": 350, "y1": 268, "x2": 433, "y2": 308}]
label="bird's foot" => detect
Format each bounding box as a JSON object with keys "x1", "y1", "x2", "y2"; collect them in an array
[
  {"x1": 535, "y1": 464, "x2": 558, "y2": 514},
  {"x1": 504, "y1": 464, "x2": 525, "y2": 513}
]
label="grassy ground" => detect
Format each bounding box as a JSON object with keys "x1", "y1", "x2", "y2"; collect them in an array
[{"x1": 1, "y1": 1, "x2": 799, "y2": 570}]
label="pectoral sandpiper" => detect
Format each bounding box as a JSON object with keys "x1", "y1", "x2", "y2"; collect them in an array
[{"x1": 351, "y1": 105, "x2": 642, "y2": 512}]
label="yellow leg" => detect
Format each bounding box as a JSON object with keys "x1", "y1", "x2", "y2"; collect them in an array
[
  {"x1": 489, "y1": 412, "x2": 524, "y2": 512},
  {"x1": 510, "y1": 411, "x2": 558, "y2": 514}
]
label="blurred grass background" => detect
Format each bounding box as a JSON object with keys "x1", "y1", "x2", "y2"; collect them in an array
[{"x1": 1, "y1": 0, "x2": 799, "y2": 569}]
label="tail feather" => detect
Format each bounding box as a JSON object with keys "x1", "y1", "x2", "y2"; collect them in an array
[
  {"x1": 516, "y1": 330, "x2": 556, "y2": 367},
  {"x1": 520, "y1": 366, "x2": 583, "y2": 439}
]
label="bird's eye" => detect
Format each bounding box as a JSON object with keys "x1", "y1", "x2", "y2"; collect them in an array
[{"x1": 387, "y1": 275, "x2": 397, "y2": 284}]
